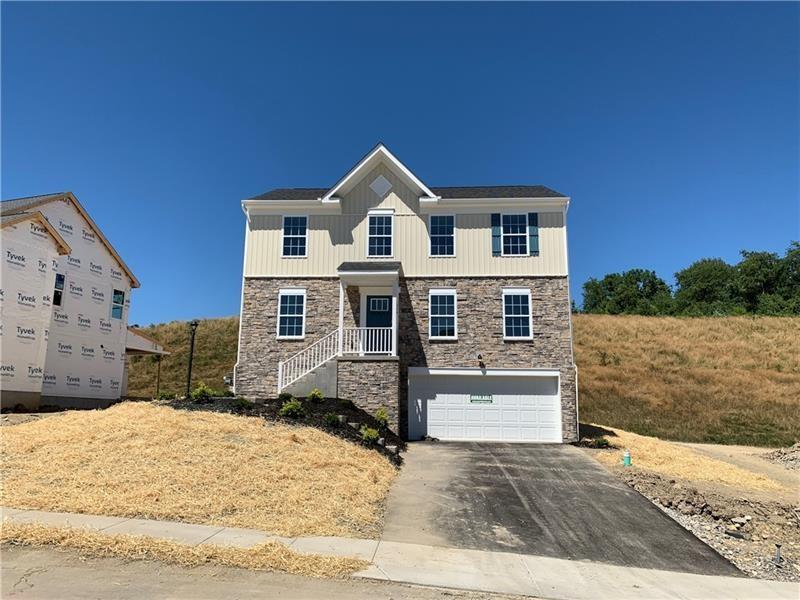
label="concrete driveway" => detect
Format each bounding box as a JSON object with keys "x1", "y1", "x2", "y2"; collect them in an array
[{"x1": 382, "y1": 442, "x2": 739, "y2": 576}]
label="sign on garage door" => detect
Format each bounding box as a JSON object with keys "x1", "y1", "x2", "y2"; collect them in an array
[{"x1": 408, "y1": 370, "x2": 562, "y2": 443}]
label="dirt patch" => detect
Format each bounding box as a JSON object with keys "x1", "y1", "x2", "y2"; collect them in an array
[
  {"x1": 588, "y1": 424, "x2": 786, "y2": 492},
  {"x1": 1, "y1": 403, "x2": 397, "y2": 539},
  {"x1": 1, "y1": 522, "x2": 367, "y2": 578},
  {"x1": 605, "y1": 465, "x2": 800, "y2": 582},
  {"x1": 765, "y1": 443, "x2": 800, "y2": 471}
]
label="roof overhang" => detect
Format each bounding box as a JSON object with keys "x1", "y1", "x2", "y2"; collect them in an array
[
  {"x1": 1, "y1": 211, "x2": 72, "y2": 255},
  {"x1": 2, "y1": 192, "x2": 140, "y2": 287},
  {"x1": 337, "y1": 261, "x2": 401, "y2": 287},
  {"x1": 419, "y1": 196, "x2": 571, "y2": 214},
  {"x1": 126, "y1": 327, "x2": 169, "y2": 356},
  {"x1": 241, "y1": 198, "x2": 341, "y2": 220}
]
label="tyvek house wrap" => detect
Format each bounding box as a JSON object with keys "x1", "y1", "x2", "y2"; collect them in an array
[
  {"x1": 38, "y1": 197, "x2": 130, "y2": 400},
  {"x1": 0, "y1": 218, "x2": 61, "y2": 393}
]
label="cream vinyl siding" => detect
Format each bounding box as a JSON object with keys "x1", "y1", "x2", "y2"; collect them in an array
[{"x1": 244, "y1": 164, "x2": 568, "y2": 277}]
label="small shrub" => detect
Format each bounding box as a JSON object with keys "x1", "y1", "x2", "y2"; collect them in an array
[
  {"x1": 278, "y1": 391, "x2": 293, "y2": 403},
  {"x1": 375, "y1": 407, "x2": 389, "y2": 429},
  {"x1": 279, "y1": 398, "x2": 305, "y2": 419},
  {"x1": 337, "y1": 398, "x2": 355, "y2": 409},
  {"x1": 157, "y1": 391, "x2": 177, "y2": 400},
  {"x1": 233, "y1": 397, "x2": 254, "y2": 410},
  {"x1": 217, "y1": 388, "x2": 235, "y2": 398},
  {"x1": 308, "y1": 388, "x2": 324, "y2": 403},
  {"x1": 360, "y1": 425, "x2": 380, "y2": 445},
  {"x1": 190, "y1": 382, "x2": 214, "y2": 402},
  {"x1": 324, "y1": 412, "x2": 341, "y2": 428}
]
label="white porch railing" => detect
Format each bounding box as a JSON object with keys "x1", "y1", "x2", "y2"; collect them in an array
[
  {"x1": 277, "y1": 327, "x2": 395, "y2": 392},
  {"x1": 342, "y1": 327, "x2": 393, "y2": 356}
]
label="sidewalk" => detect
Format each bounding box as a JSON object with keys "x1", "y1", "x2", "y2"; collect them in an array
[{"x1": 3, "y1": 507, "x2": 797, "y2": 600}]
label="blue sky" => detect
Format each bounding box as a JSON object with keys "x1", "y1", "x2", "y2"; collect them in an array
[{"x1": 3, "y1": 2, "x2": 798, "y2": 325}]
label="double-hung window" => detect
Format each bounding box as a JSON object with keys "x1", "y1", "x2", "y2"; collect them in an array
[
  {"x1": 502, "y1": 289, "x2": 532, "y2": 340},
  {"x1": 429, "y1": 215, "x2": 455, "y2": 256},
  {"x1": 367, "y1": 212, "x2": 393, "y2": 257},
  {"x1": 53, "y1": 273, "x2": 65, "y2": 307},
  {"x1": 429, "y1": 289, "x2": 457, "y2": 340},
  {"x1": 501, "y1": 214, "x2": 528, "y2": 256},
  {"x1": 111, "y1": 289, "x2": 125, "y2": 319},
  {"x1": 282, "y1": 216, "x2": 308, "y2": 257},
  {"x1": 277, "y1": 289, "x2": 306, "y2": 339}
]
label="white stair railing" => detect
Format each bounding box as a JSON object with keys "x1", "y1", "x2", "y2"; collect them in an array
[
  {"x1": 277, "y1": 327, "x2": 395, "y2": 392},
  {"x1": 278, "y1": 329, "x2": 339, "y2": 391}
]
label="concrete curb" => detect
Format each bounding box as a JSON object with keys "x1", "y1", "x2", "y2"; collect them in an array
[{"x1": 3, "y1": 507, "x2": 797, "y2": 599}]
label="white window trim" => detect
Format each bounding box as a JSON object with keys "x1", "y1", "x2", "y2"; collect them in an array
[
  {"x1": 366, "y1": 209, "x2": 394, "y2": 258},
  {"x1": 502, "y1": 288, "x2": 532, "y2": 341},
  {"x1": 280, "y1": 215, "x2": 308, "y2": 258},
  {"x1": 428, "y1": 288, "x2": 458, "y2": 341},
  {"x1": 428, "y1": 214, "x2": 456, "y2": 257},
  {"x1": 500, "y1": 213, "x2": 529, "y2": 257},
  {"x1": 276, "y1": 288, "x2": 307, "y2": 340}
]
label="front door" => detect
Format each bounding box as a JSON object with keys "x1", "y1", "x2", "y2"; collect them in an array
[{"x1": 366, "y1": 296, "x2": 392, "y2": 327}]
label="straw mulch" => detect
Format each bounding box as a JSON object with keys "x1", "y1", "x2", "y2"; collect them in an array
[
  {"x1": 593, "y1": 425, "x2": 787, "y2": 492},
  {"x1": 0, "y1": 521, "x2": 367, "y2": 577},
  {"x1": 1, "y1": 403, "x2": 397, "y2": 538}
]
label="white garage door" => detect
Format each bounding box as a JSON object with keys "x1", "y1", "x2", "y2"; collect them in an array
[{"x1": 408, "y1": 370, "x2": 562, "y2": 443}]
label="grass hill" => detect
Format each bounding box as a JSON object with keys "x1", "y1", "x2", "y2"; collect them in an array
[{"x1": 126, "y1": 315, "x2": 800, "y2": 447}]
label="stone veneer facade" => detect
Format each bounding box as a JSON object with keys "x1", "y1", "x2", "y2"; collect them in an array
[{"x1": 235, "y1": 276, "x2": 577, "y2": 442}]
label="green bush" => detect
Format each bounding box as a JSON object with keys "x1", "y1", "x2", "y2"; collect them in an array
[
  {"x1": 157, "y1": 391, "x2": 177, "y2": 400},
  {"x1": 278, "y1": 391, "x2": 293, "y2": 403},
  {"x1": 233, "y1": 397, "x2": 254, "y2": 410},
  {"x1": 360, "y1": 425, "x2": 380, "y2": 445},
  {"x1": 375, "y1": 407, "x2": 389, "y2": 429},
  {"x1": 218, "y1": 388, "x2": 235, "y2": 398},
  {"x1": 324, "y1": 412, "x2": 341, "y2": 428},
  {"x1": 308, "y1": 388, "x2": 324, "y2": 403},
  {"x1": 279, "y1": 398, "x2": 305, "y2": 419},
  {"x1": 190, "y1": 382, "x2": 214, "y2": 402}
]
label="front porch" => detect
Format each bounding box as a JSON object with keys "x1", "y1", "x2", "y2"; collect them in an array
[{"x1": 277, "y1": 262, "x2": 401, "y2": 392}]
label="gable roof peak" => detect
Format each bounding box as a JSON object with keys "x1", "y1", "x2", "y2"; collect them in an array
[{"x1": 321, "y1": 142, "x2": 436, "y2": 202}]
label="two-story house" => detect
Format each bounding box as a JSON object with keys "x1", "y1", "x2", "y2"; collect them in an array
[
  {"x1": 235, "y1": 144, "x2": 577, "y2": 442},
  {"x1": 1, "y1": 192, "x2": 166, "y2": 409}
]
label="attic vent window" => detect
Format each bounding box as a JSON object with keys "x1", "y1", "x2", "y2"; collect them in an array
[{"x1": 370, "y1": 175, "x2": 392, "y2": 198}]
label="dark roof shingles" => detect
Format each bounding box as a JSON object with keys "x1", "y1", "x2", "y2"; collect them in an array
[
  {"x1": 338, "y1": 261, "x2": 402, "y2": 272},
  {"x1": 250, "y1": 185, "x2": 565, "y2": 201}
]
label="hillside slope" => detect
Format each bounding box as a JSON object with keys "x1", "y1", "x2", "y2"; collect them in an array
[{"x1": 126, "y1": 315, "x2": 800, "y2": 446}]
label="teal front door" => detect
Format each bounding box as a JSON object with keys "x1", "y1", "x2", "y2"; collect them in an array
[{"x1": 366, "y1": 296, "x2": 392, "y2": 328}]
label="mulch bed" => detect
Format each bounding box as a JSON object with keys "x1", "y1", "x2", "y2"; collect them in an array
[{"x1": 164, "y1": 396, "x2": 406, "y2": 465}]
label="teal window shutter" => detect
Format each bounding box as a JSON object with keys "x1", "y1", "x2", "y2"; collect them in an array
[
  {"x1": 491, "y1": 214, "x2": 501, "y2": 256},
  {"x1": 528, "y1": 213, "x2": 539, "y2": 255}
]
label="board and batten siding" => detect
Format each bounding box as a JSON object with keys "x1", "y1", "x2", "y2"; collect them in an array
[{"x1": 244, "y1": 163, "x2": 568, "y2": 277}]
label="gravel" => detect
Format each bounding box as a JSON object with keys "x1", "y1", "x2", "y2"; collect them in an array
[
  {"x1": 764, "y1": 443, "x2": 800, "y2": 471},
  {"x1": 616, "y1": 467, "x2": 800, "y2": 582}
]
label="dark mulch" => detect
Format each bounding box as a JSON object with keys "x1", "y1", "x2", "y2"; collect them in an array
[{"x1": 163, "y1": 396, "x2": 405, "y2": 465}]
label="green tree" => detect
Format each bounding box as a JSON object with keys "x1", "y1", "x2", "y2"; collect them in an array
[
  {"x1": 674, "y1": 258, "x2": 739, "y2": 315},
  {"x1": 734, "y1": 250, "x2": 781, "y2": 313},
  {"x1": 582, "y1": 269, "x2": 672, "y2": 315}
]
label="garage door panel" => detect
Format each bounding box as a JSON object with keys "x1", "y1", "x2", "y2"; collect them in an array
[{"x1": 409, "y1": 373, "x2": 562, "y2": 443}]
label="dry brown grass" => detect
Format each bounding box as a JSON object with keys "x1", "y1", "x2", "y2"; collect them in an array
[
  {"x1": 592, "y1": 425, "x2": 787, "y2": 492},
  {"x1": 0, "y1": 403, "x2": 397, "y2": 538},
  {"x1": 0, "y1": 522, "x2": 367, "y2": 577},
  {"x1": 574, "y1": 315, "x2": 800, "y2": 446}
]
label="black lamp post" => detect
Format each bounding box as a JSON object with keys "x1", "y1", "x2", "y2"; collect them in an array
[{"x1": 185, "y1": 320, "x2": 199, "y2": 399}]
